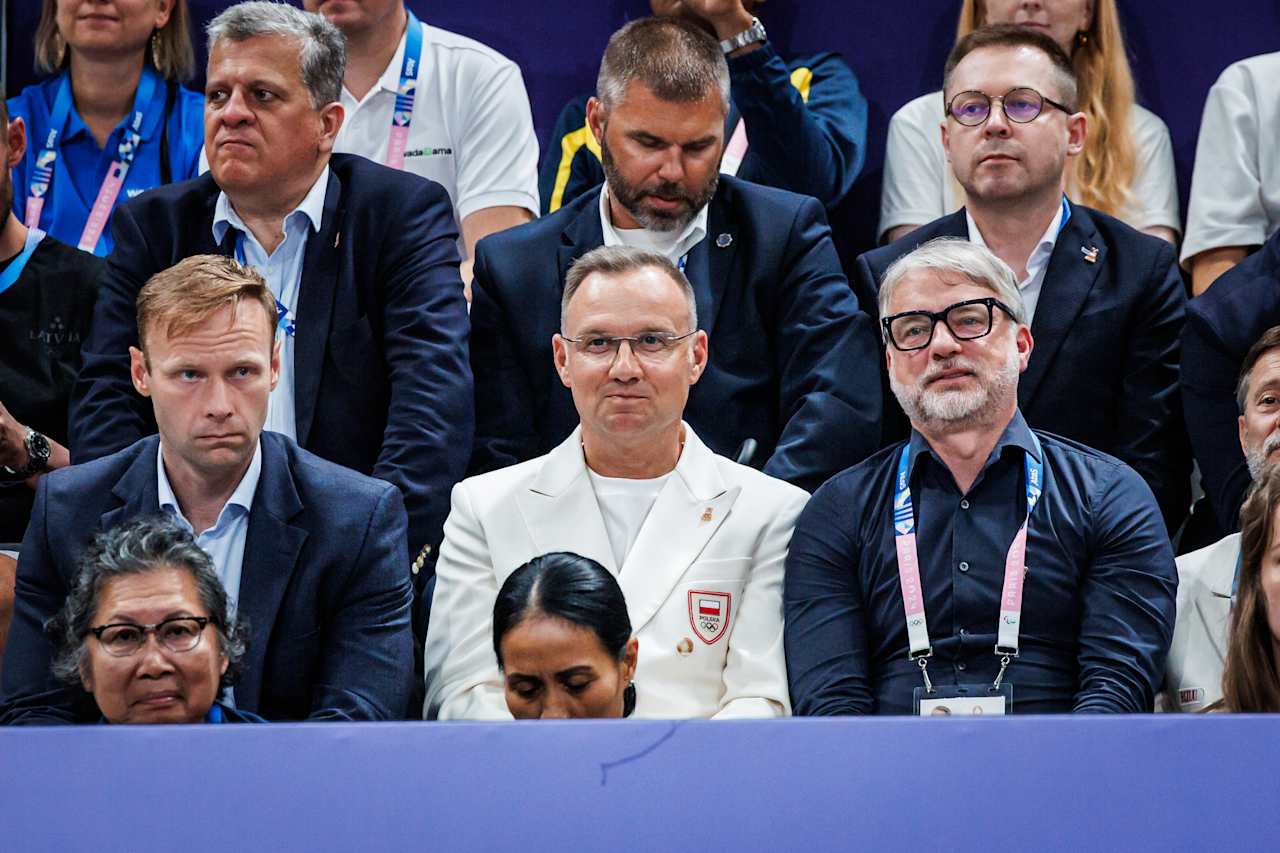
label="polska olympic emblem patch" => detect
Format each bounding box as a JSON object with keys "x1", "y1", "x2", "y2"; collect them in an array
[{"x1": 688, "y1": 590, "x2": 732, "y2": 645}]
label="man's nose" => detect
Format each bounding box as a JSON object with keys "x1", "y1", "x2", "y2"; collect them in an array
[
  {"x1": 205, "y1": 378, "x2": 235, "y2": 420},
  {"x1": 608, "y1": 340, "x2": 645, "y2": 379},
  {"x1": 983, "y1": 98, "x2": 1013, "y2": 137},
  {"x1": 928, "y1": 320, "x2": 964, "y2": 356}
]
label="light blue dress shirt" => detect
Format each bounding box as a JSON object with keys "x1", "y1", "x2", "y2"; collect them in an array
[
  {"x1": 211, "y1": 167, "x2": 330, "y2": 440},
  {"x1": 155, "y1": 439, "x2": 263, "y2": 618}
]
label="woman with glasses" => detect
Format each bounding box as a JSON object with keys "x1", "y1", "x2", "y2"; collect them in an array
[
  {"x1": 880, "y1": 0, "x2": 1178, "y2": 246},
  {"x1": 7, "y1": 1, "x2": 204, "y2": 256},
  {"x1": 1211, "y1": 465, "x2": 1280, "y2": 712},
  {"x1": 493, "y1": 552, "x2": 639, "y2": 719},
  {"x1": 47, "y1": 516, "x2": 263, "y2": 724}
]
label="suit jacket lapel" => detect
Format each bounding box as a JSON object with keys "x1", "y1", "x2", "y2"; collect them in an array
[
  {"x1": 514, "y1": 427, "x2": 617, "y2": 574},
  {"x1": 692, "y1": 191, "x2": 736, "y2": 341},
  {"x1": 618, "y1": 427, "x2": 739, "y2": 634},
  {"x1": 1196, "y1": 552, "x2": 1238, "y2": 664},
  {"x1": 234, "y1": 436, "x2": 308, "y2": 711},
  {"x1": 558, "y1": 193, "x2": 606, "y2": 290},
  {"x1": 102, "y1": 438, "x2": 163, "y2": 532},
  {"x1": 293, "y1": 169, "x2": 344, "y2": 447},
  {"x1": 1019, "y1": 203, "x2": 1104, "y2": 407}
]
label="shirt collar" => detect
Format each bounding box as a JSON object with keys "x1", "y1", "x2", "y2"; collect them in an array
[
  {"x1": 375, "y1": 21, "x2": 413, "y2": 97},
  {"x1": 966, "y1": 196, "x2": 1067, "y2": 287},
  {"x1": 212, "y1": 165, "x2": 330, "y2": 245},
  {"x1": 906, "y1": 409, "x2": 1040, "y2": 483},
  {"x1": 156, "y1": 438, "x2": 263, "y2": 527},
  {"x1": 58, "y1": 66, "x2": 167, "y2": 146},
  {"x1": 598, "y1": 183, "x2": 709, "y2": 262}
]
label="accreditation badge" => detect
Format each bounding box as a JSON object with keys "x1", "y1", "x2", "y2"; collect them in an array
[{"x1": 913, "y1": 683, "x2": 1013, "y2": 716}]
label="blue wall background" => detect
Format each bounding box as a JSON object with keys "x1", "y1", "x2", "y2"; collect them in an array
[{"x1": 6, "y1": 1, "x2": 1279, "y2": 255}]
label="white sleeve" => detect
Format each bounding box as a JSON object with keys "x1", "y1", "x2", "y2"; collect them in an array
[
  {"x1": 451, "y1": 59, "x2": 540, "y2": 222},
  {"x1": 423, "y1": 481, "x2": 514, "y2": 721},
  {"x1": 878, "y1": 92, "x2": 950, "y2": 242},
  {"x1": 1181, "y1": 62, "x2": 1266, "y2": 265},
  {"x1": 1125, "y1": 107, "x2": 1181, "y2": 236},
  {"x1": 711, "y1": 485, "x2": 808, "y2": 719}
]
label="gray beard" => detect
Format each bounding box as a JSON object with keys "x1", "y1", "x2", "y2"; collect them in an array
[
  {"x1": 1245, "y1": 433, "x2": 1280, "y2": 479},
  {"x1": 891, "y1": 347, "x2": 1022, "y2": 432}
]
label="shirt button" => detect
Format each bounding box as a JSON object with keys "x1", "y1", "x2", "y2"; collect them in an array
[
  {"x1": 960, "y1": 499, "x2": 970, "y2": 510},
  {"x1": 957, "y1": 662, "x2": 967, "y2": 671},
  {"x1": 959, "y1": 561, "x2": 970, "y2": 572},
  {"x1": 960, "y1": 628, "x2": 968, "y2": 637}
]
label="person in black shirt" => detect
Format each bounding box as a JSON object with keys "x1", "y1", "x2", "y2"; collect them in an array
[{"x1": 0, "y1": 101, "x2": 104, "y2": 544}]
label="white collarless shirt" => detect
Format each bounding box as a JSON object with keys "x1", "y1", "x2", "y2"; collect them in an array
[
  {"x1": 598, "y1": 183, "x2": 709, "y2": 265},
  {"x1": 333, "y1": 19, "x2": 540, "y2": 258},
  {"x1": 965, "y1": 199, "x2": 1066, "y2": 323},
  {"x1": 586, "y1": 469, "x2": 673, "y2": 570},
  {"x1": 212, "y1": 167, "x2": 329, "y2": 440}
]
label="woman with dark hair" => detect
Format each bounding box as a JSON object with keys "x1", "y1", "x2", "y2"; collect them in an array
[
  {"x1": 7, "y1": 0, "x2": 204, "y2": 255},
  {"x1": 493, "y1": 552, "x2": 638, "y2": 719},
  {"x1": 47, "y1": 515, "x2": 262, "y2": 724},
  {"x1": 1214, "y1": 465, "x2": 1280, "y2": 712}
]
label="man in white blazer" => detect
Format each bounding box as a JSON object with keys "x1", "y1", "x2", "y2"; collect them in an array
[
  {"x1": 1165, "y1": 325, "x2": 1280, "y2": 710},
  {"x1": 424, "y1": 245, "x2": 808, "y2": 719}
]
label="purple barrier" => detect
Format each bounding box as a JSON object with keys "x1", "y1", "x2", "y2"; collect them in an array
[{"x1": 3, "y1": 715, "x2": 1275, "y2": 851}]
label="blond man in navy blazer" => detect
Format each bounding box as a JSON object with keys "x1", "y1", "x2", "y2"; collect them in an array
[{"x1": 425, "y1": 246, "x2": 806, "y2": 719}]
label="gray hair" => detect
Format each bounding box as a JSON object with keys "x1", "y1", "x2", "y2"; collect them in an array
[
  {"x1": 879, "y1": 237, "x2": 1028, "y2": 332},
  {"x1": 596, "y1": 17, "x2": 730, "y2": 113},
  {"x1": 48, "y1": 516, "x2": 248, "y2": 693},
  {"x1": 562, "y1": 246, "x2": 697, "y2": 333},
  {"x1": 206, "y1": 1, "x2": 347, "y2": 108}
]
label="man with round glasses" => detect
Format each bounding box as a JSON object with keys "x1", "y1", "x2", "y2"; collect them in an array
[
  {"x1": 787, "y1": 237, "x2": 1176, "y2": 716},
  {"x1": 856, "y1": 24, "x2": 1189, "y2": 534},
  {"x1": 425, "y1": 245, "x2": 807, "y2": 720}
]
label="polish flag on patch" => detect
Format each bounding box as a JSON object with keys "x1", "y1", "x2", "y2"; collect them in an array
[{"x1": 698, "y1": 598, "x2": 722, "y2": 616}]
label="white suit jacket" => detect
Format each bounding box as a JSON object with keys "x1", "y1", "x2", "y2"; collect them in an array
[
  {"x1": 1160, "y1": 533, "x2": 1238, "y2": 712},
  {"x1": 423, "y1": 424, "x2": 809, "y2": 720}
]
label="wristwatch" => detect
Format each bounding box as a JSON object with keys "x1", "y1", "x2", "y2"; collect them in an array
[
  {"x1": 719, "y1": 16, "x2": 767, "y2": 55},
  {"x1": 4, "y1": 428, "x2": 51, "y2": 478}
]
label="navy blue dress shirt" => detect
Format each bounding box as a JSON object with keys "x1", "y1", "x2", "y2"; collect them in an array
[{"x1": 785, "y1": 411, "x2": 1176, "y2": 715}]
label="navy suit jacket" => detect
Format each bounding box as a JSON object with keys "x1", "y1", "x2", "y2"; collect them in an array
[
  {"x1": 68, "y1": 154, "x2": 473, "y2": 572},
  {"x1": 1182, "y1": 231, "x2": 1280, "y2": 534},
  {"x1": 855, "y1": 203, "x2": 1190, "y2": 532},
  {"x1": 0, "y1": 432, "x2": 414, "y2": 724},
  {"x1": 469, "y1": 175, "x2": 883, "y2": 493}
]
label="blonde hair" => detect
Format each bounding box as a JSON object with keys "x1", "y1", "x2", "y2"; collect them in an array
[
  {"x1": 956, "y1": 0, "x2": 1138, "y2": 218},
  {"x1": 137, "y1": 255, "x2": 278, "y2": 352},
  {"x1": 35, "y1": 0, "x2": 196, "y2": 82}
]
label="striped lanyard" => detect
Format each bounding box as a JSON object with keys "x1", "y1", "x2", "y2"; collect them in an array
[
  {"x1": 26, "y1": 69, "x2": 159, "y2": 253},
  {"x1": 893, "y1": 432, "x2": 1044, "y2": 693},
  {"x1": 0, "y1": 228, "x2": 47, "y2": 297},
  {"x1": 233, "y1": 233, "x2": 296, "y2": 337},
  {"x1": 384, "y1": 11, "x2": 425, "y2": 170}
]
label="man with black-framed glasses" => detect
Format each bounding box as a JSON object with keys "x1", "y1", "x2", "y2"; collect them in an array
[
  {"x1": 856, "y1": 24, "x2": 1189, "y2": 535},
  {"x1": 787, "y1": 237, "x2": 1176, "y2": 716},
  {"x1": 426, "y1": 245, "x2": 807, "y2": 720}
]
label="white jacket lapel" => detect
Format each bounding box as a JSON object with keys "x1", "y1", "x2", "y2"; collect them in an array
[
  {"x1": 619, "y1": 426, "x2": 739, "y2": 633},
  {"x1": 1196, "y1": 544, "x2": 1239, "y2": 663}
]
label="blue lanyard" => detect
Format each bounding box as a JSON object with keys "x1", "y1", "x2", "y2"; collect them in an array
[
  {"x1": 677, "y1": 254, "x2": 688, "y2": 273},
  {"x1": 233, "y1": 232, "x2": 296, "y2": 337},
  {"x1": 385, "y1": 12, "x2": 424, "y2": 168},
  {"x1": 0, "y1": 228, "x2": 47, "y2": 296},
  {"x1": 892, "y1": 432, "x2": 1044, "y2": 688},
  {"x1": 1057, "y1": 195, "x2": 1072, "y2": 234},
  {"x1": 26, "y1": 69, "x2": 159, "y2": 239}
]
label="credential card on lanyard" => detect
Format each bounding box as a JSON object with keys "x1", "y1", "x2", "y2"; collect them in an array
[{"x1": 385, "y1": 12, "x2": 425, "y2": 170}]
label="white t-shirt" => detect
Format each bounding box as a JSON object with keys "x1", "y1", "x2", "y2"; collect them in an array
[
  {"x1": 598, "y1": 183, "x2": 709, "y2": 266},
  {"x1": 333, "y1": 21, "x2": 540, "y2": 258},
  {"x1": 879, "y1": 90, "x2": 1180, "y2": 241},
  {"x1": 587, "y1": 469, "x2": 672, "y2": 570},
  {"x1": 1181, "y1": 51, "x2": 1280, "y2": 266}
]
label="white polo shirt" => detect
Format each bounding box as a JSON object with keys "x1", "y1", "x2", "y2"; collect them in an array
[
  {"x1": 1181, "y1": 52, "x2": 1280, "y2": 266},
  {"x1": 334, "y1": 20, "x2": 540, "y2": 258}
]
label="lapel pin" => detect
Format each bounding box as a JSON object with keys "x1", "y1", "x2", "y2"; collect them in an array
[
  {"x1": 1081, "y1": 245, "x2": 1098, "y2": 264},
  {"x1": 715, "y1": 233, "x2": 732, "y2": 249},
  {"x1": 701, "y1": 507, "x2": 714, "y2": 522},
  {"x1": 334, "y1": 231, "x2": 341, "y2": 249}
]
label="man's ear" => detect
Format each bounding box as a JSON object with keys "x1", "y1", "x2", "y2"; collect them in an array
[
  {"x1": 129, "y1": 346, "x2": 152, "y2": 398},
  {"x1": 552, "y1": 334, "x2": 572, "y2": 389},
  {"x1": 1066, "y1": 111, "x2": 1087, "y2": 157},
  {"x1": 6, "y1": 117, "x2": 26, "y2": 168},
  {"x1": 586, "y1": 97, "x2": 607, "y2": 147},
  {"x1": 317, "y1": 102, "x2": 345, "y2": 153}
]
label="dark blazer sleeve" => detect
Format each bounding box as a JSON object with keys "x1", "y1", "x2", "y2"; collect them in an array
[
  {"x1": 784, "y1": 472, "x2": 873, "y2": 715},
  {"x1": 68, "y1": 203, "x2": 159, "y2": 463},
  {"x1": 731, "y1": 47, "x2": 867, "y2": 210},
  {"x1": 1074, "y1": 463, "x2": 1177, "y2": 713},
  {"x1": 762, "y1": 197, "x2": 882, "y2": 491},
  {"x1": 370, "y1": 184, "x2": 474, "y2": 555},
  {"x1": 1113, "y1": 239, "x2": 1191, "y2": 533},
  {"x1": 537, "y1": 95, "x2": 604, "y2": 215},
  {"x1": 468, "y1": 240, "x2": 542, "y2": 475},
  {"x1": 309, "y1": 483, "x2": 415, "y2": 721},
  {"x1": 0, "y1": 479, "x2": 81, "y2": 724}
]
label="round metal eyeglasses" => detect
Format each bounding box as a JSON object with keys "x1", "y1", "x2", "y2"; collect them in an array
[
  {"x1": 946, "y1": 87, "x2": 1073, "y2": 127},
  {"x1": 90, "y1": 616, "x2": 213, "y2": 657},
  {"x1": 882, "y1": 297, "x2": 1018, "y2": 352}
]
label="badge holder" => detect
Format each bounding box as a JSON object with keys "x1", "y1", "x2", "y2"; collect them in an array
[{"x1": 911, "y1": 649, "x2": 1014, "y2": 716}]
